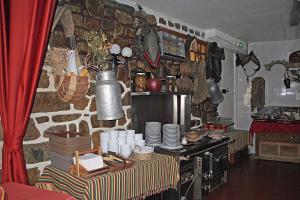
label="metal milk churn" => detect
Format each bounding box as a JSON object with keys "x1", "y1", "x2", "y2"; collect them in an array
[{"x1": 95, "y1": 70, "x2": 124, "y2": 120}]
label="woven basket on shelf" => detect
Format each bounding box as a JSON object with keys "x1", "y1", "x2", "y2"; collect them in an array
[{"x1": 54, "y1": 74, "x2": 90, "y2": 103}]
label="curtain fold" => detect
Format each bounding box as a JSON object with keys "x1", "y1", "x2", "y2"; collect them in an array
[{"x1": 0, "y1": 0, "x2": 56, "y2": 184}]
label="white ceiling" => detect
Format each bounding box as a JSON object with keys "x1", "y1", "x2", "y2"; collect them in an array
[{"x1": 132, "y1": 0, "x2": 300, "y2": 43}]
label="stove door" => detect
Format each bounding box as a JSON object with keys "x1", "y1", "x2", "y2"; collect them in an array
[{"x1": 193, "y1": 156, "x2": 203, "y2": 200}]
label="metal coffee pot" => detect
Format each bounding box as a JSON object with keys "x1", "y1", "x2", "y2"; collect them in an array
[
  {"x1": 206, "y1": 78, "x2": 224, "y2": 104},
  {"x1": 95, "y1": 70, "x2": 124, "y2": 120}
]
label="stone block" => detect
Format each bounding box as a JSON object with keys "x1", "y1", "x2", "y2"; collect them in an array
[
  {"x1": 75, "y1": 27, "x2": 88, "y2": 40},
  {"x1": 79, "y1": 120, "x2": 89, "y2": 135},
  {"x1": 127, "y1": 60, "x2": 137, "y2": 71},
  {"x1": 92, "y1": 130, "x2": 102, "y2": 148},
  {"x1": 84, "y1": 17, "x2": 100, "y2": 31},
  {"x1": 203, "y1": 100, "x2": 214, "y2": 112},
  {"x1": 36, "y1": 116, "x2": 49, "y2": 124},
  {"x1": 32, "y1": 92, "x2": 70, "y2": 113},
  {"x1": 116, "y1": 65, "x2": 128, "y2": 82},
  {"x1": 89, "y1": 97, "x2": 96, "y2": 112},
  {"x1": 44, "y1": 125, "x2": 67, "y2": 137},
  {"x1": 115, "y1": 10, "x2": 132, "y2": 25},
  {"x1": 27, "y1": 167, "x2": 40, "y2": 186},
  {"x1": 38, "y1": 70, "x2": 49, "y2": 88},
  {"x1": 69, "y1": 124, "x2": 77, "y2": 132},
  {"x1": 101, "y1": 17, "x2": 114, "y2": 31},
  {"x1": 206, "y1": 112, "x2": 217, "y2": 121},
  {"x1": 114, "y1": 37, "x2": 129, "y2": 48},
  {"x1": 87, "y1": 85, "x2": 96, "y2": 96},
  {"x1": 73, "y1": 96, "x2": 90, "y2": 110},
  {"x1": 122, "y1": 92, "x2": 131, "y2": 106},
  {"x1": 24, "y1": 119, "x2": 41, "y2": 141},
  {"x1": 104, "y1": 7, "x2": 114, "y2": 17},
  {"x1": 91, "y1": 114, "x2": 116, "y2": 128},
  {"x1": 118, "y1": 117, "x2": 127, "y2": 126},
  {"x1": 72, "y1": 14, "x2": 83, "y2": 27},
  {"x1": 69, "y1": 5, "x2": 81, "y2": 13},
  {"x1": 191, "y1": 106, "x2": 201, "y2": 117},
  {"x1": 77, "y1": 41, "x2": 88, "y2": 52},
  {"x1": 106, "y1": 0, "x2": 134, "y2": 15},
  {"x1": 52, "y1": 114, "x2": 81, "y2": 122},
  {"x1": 146, "y1": 15, "x2": 157, "y2": 25},
  {"x1": 49, "y1": 31, "x2": 68, "y2": 48},
  {"x1": 85, "y1": 0, "x2": 104, "y2": 19},
  {"x1": 201, "y1": 112, "x2": 207, "y2": 123},
  {"x1": 24, "y1": 142, "x2": 50, "y2": 164}
]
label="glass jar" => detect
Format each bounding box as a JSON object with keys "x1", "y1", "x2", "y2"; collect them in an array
[
  {"x1": 135, "y1": 72, "x2": 147, "y2": 92},
  {"x1": 166, "y1": 75, "x2": 176, "y2": 92}
]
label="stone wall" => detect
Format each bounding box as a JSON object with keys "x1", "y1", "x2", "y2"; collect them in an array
[{"x1": 0, "y1": 0, "x2": 217, "y2": 185}]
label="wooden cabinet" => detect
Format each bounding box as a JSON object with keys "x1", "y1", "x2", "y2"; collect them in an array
[{"x1": 256, "y1": 133, "x2": 300, "y2": 163}]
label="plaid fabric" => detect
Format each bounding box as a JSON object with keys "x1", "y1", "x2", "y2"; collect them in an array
[{"x1": 37, "y1": 153, "x2": 179, "y2": 200}]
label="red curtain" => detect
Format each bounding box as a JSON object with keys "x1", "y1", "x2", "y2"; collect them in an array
[{"x1": 0, "y1": 0, "x2": 56, "y2": 184}]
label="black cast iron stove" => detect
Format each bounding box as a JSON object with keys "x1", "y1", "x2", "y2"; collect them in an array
[{"x1": 155, "y1": 136, "x2": 231, "y2": 200}]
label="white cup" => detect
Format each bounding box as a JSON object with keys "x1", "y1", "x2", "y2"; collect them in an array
[
  {"x1": 135, "y1": 139, "x2": 145, "y2": 147},
  {"x1": 108, "y1": 140, "x2": 119, "y2": 154},
  {"x1": 120, "y1": 144, "x2": 132, "y2": 158},
  {"x1": 101, "y1": 144, "x2": 108, "y2": 153},
  {"x1": 127, "y1": 129, "x2": 135, "y2": 136},
  {"x1": 118, "y1": 130, "x2": 127, "y2": 137},
  {"x1": 135, "y1": 133, "x2": 143, "y2": 140},
  {"x1": 110, "y1": 130, "x2": 119, "y2": 141}
]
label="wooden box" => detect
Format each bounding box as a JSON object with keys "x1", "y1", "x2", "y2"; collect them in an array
[
  {"x1": 259, "y1": 141, "x2": 300, "y2": 163},
  {"x1": 48, "y1": 131, "x2": 91, "y2": 156}
]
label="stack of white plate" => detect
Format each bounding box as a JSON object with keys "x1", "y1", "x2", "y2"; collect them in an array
[
  {"x1": 161, "y1": 124, "x2": 182, "y2": 149},
  {"x1": 145, "y1": 122, "x2": 161, "y2": 146}
]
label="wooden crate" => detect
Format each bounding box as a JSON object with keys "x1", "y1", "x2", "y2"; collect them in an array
[{"x1": 258, "y1": 141, "x2": 300, "y2": 163}]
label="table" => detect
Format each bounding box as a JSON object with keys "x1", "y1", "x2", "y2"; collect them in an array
[
  {"x1": 225, "y1": 130, "x2": 249, "y2": 163},
  {"x1": 1, "y1": 182, "x2": 75, "y2": 200},
  {"x1": 249, "y1": 120, "x2": 300, "y2": 137},
  {"x1": 36, "y1": 153, "x2": 179, "y2": 200},
  {"x1": 249, "y1": 120, "x2": 300, "y2": 163}
]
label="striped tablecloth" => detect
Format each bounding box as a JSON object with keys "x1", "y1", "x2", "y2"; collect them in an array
[{"x1": 36, "y1": 153, "x2": 179, "y2": 200}]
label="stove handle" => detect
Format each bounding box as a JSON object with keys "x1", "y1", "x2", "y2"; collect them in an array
[
  {"x1": 214, "y1": 154, "x2": 228, "y2": 162},
  {"x1": 180, "y1": 155, "x2": 191, "y2": 161}
]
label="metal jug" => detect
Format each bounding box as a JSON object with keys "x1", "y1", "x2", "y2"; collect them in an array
[
  {"x1": 206, "y1": 78, "x2": 224, "y2": 104},
  {"x1": 95, "y1": 70, "x2": 124, "y2": 120}
]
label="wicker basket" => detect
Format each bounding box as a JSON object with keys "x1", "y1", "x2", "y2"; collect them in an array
[
  {"x1": 54, "y1": 74, "x2": 90, "y2": 103},
  {"x1": 131, "y1": 152, "x2": 154, "y2": 160}
]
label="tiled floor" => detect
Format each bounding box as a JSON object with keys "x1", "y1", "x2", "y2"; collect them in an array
[{"x1": 207, "y1": 156, "x2": 300, "y2": 200}]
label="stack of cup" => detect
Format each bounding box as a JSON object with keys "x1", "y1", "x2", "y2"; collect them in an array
[
  {"x1": 134, "y1": 132, "x2": 145, "y2": 147},
  {"x1": 100, "y1": 132, "x2": 110, "y2": 153},
  {"x1": 162, "y1": 124, "x2": 180, "y2": 147},
  {"x1": 108, "y1": 140, "x2": 119, "y2": 154},
  {"x1": 126, "y1": 130, "x2": 135, "y2": 150},
  {"x1": 118, "y1": 130, "x2": 127, "y2": 149},
  {"x1": 108, "y1": 130, "x2": 119, "y2": 154},
  {"x1": 145, "y1": 122, "x2": 161, "y2": 146}
]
